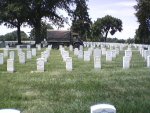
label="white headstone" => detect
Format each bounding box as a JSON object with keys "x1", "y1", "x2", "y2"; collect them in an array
[
  {"x1": 0, "y1": 53, "x2": 4, "y2": 65},
  {"x1": 123, "y1": 56, "x2": 130, "y2": 69},
  {"x1": 125, "y1": 50, "x2": 132, "y2": 57},
  {"x1": 94, "y1": 48, "x2": 101, "y2": 57},
  {"x1": 102, "y1": 48, "x2": 106, "y2": 55},
  {"x1": 144, "y1": 50, "x2": 150, "y2": 60},
  {"x1": 3, "y1": 48, "x2": 8, "y2": 57},
  {"x1": 66, "y1": 57, "x2": 72, "y2": 71},
  {"x1": 27, "y1": 51, "x2": 32, "y2": 59},
  {"x1": 16, "y1": 45, "x2": 20, "y2": 50},
  {"x1": 106, "y1": 51, "x2": 112, "y2": 62},
  {"x1": 94, "y1": 56, "x2": 101, "y2": 69},
  {"x1": 79, "y1": 45, "x2": 83, "y2": 51},
  {"x1": 37, "y1": 44, "x2": 41, "y2": 51},
  {"x1": 41, "y1": 52, "x2": 47, "y2": 63},
  {"x1": 59, "y1": 45, "x2": 63, "y2": 50},
  {"x1": 19, "y1": 52, "x2": 25, "y2": 64},
  {"x1": 111, "y1": 50, "x2": 117, "y2": 58},
  {"x1": 62, "y1": 51, "x2": 69, "y2": 62},
  {"x1": 27, "y1": 45, "x2": 31, "y2": 50},
  {"x1": 147, "y1": 55, "x2": 150, "y2": 68},
  {"x1": 6, "y1": 45, "x2": 9, "y2": 49},
  {"x1": 9, "y1": 51, "x2": 15, "y2": 60},
  {"x1": 48, "y1": 45, "x2": 52, "y2": 50},
  {"x1": 17, "y1": 48, "x2": 22, "y2": 56},
  {"x1": 69, "y1": 45, "x2": 73, "y2": 51},
  {"x1": 0, "y1": 109, "x2": 20, "y2": 113},
  {"x1": 7, "y1": 59, "x2": 15, "y2": 72},
  {"x1": 148, "y1": 46, "x2": 150, "y2": 51},
  {"x1": 88, "y1": 47, "x2": 93, "y2": 55},
  {"x1": 74, "y1": 48, "x2": 79, "y2": 56},
  {"x1": 78, "y1": 50, "x2": 83, "y2": 59},
  {"x1": 32, "y1": 48, "x2": 36, "y2": 56},
  {"x1": 84, "y1": 51, "x2": 90, "y2": 61},
  {"x1": 91, "y1": 104, "x2": 116, "y2": 113},
  {"x1": 37, "y1": 58, "x2": 45, "y2": 72},
  {"x1": 43, "y1": 51, "x2": 49, "y2": 62}
]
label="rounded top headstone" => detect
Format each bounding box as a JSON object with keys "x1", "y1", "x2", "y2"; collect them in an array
[
  {"x1": 91, "y1": 104, "x2": 116, "y2": 113},
  {"x1": 0, "y1": 109, "x2": 20, "y2": 113}
]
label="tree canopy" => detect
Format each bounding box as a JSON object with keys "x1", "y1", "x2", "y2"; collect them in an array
[
  {"x1": 0, "y1": 31, "x2": 28, "y2": 41},
  {"x1": 134, "y1": 0, "x2": 150, "y2": 44},
  {"x1": 71, "y1": 0, "x2": 92, "y2": 41},
  {"x1": 92, "y1": 15, "x2": 123, "y2": 42},
  {"x1": 0, "y1": 0, "x2": 81, "y2": 44},
  {"x1": 0, "y1": 0, "x2": 28, "y2": 44}
]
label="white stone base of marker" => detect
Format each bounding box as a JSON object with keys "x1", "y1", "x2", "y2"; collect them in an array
[
  {"x1": 37, "y1": 58, "x2": 45, "y2": 72},
  {"x1": 7, "y1": 59, "x2": 15, "y2": 72},
  {"x1": 94, "y1": 56, "x2": 101, "y2": 69},
  {"x1": 0, "y1": 53, "x2": 4, "y2": 65},
  {"x1": 0, "y1": 109, "x2": 20, "y2": 113},
  {"x1": 66, "y1": 57, "x2": 72, "y2": 71},
  {"x1": 147, "y1": 56, "x2": 150, "y2": 68},
  {"x1": 91, "y1": 104, "x2": 116, "y2": 113},
  {"x1": 123, "y1": 56, "x2": 130, "y2": 69}
]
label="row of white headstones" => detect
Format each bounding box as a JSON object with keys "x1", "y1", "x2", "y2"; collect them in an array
[
  {"x1": 60, "y1": 44, "x2": 150, "y2": 70},
  {"x1": 0, "y1": 103, "x2": 116, "y2": 113},
  {"x1": 0, "y1": 44, "x2": 150, "y2": 73},
  {"x1": 0, "y1": 44, "x2": 52, "y2": 72}
]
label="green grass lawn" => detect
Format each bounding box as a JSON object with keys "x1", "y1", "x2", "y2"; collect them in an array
[{"x1": 0, "y1": 47, "x2": 150, "y2": 113}]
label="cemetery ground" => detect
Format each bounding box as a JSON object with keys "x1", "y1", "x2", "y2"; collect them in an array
[{"x1": 0, "y1": 48, "x2": 150, "y2": 113}]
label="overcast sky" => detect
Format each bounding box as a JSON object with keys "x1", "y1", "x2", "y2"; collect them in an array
[{"x1": 0, "y1": 0, "x2": 139, "y2": 39}]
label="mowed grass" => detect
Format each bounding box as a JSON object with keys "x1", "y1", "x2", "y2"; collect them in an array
[{"x1": 0, "y1": 47, "x2": 150, "y2": 113}]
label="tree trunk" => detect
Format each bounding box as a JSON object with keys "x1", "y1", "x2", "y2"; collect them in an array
[
  {"x1": 17, "y1": 25, "x2": 22, "y2": 44},
  {"x1": 104, "y1": 31, "x2": 109, "y2": 42},
  {"x1": 34, "y1": 20, "x2": 42, "y2": 44}
]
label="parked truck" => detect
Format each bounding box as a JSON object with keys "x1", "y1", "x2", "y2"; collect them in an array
[{"x1": 46, "y1": 30, "x2": 83, "y2": 48}]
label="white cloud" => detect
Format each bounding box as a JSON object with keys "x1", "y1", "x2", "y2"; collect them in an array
[
  {"x1": 115, "y1": 1, "x2": 137, "y2": 7},
  {"x1": 104, "y1": 9, "x2": 117, "y2": 15},
  {"x1": 0, "y1": 25, "x2": 16, "y2": 35}
]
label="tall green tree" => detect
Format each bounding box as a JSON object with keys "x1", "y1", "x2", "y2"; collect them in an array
[
  {"x1": 71, "y1": 0, "x2": 92, "y2": 41},
  {"x1": 92, "y1": 15, "x2": 122, "y2": 42},
  {"x1": 0, "y1": 0, "x2": 27, "y2": 44},
  {"x1": 0, "y1": 30, "x2": 28, "y2": 41},
  {"x1": 24, "y1": 0, "x2": 77, "y2": 44},
  {"x1": 134, "y1": 0, "x2": 150, "y2": 44}
]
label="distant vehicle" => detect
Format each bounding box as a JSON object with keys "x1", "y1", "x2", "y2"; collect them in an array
[{"x1": 46, "y1": 30, "x2": 83, "y2": 48}]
